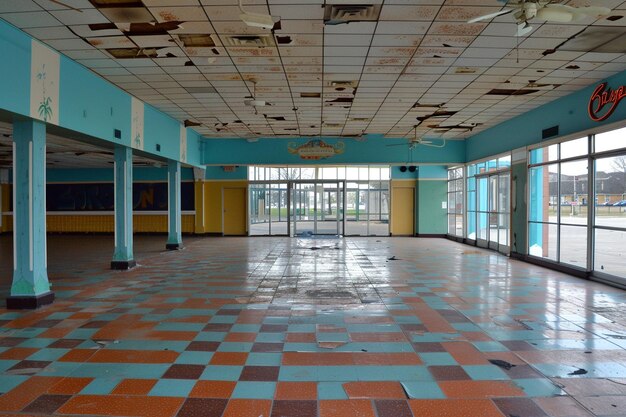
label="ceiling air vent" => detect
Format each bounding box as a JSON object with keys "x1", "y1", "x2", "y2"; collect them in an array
[
  {"x1": 324, "y1": 4, "x2": 381, "y2": 25},
  {"x1": 225, "y1": 35, "x2": 274, "y2": 47}
]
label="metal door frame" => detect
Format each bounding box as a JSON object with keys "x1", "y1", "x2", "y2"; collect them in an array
[{"x1": 289, "y1": 180, "x2": 345, "y2": 236}]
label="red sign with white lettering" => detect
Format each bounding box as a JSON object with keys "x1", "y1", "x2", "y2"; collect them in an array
[{"x1": 588, "y1": 82, "x2": 626, "y2": 122}]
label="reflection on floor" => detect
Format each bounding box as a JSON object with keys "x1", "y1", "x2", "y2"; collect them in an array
[{"x1": 1, "y1": 236, "x2": 626, "y2": 417}]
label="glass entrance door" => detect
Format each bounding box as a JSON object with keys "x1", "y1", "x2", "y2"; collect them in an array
[
  {"x1": 249, "y1": 182, "x2": 289, "y2": 236},
  {"x1": 476, "y1": 173, "x2": 510, "y2": 254},
  {"x1": 291, "y1": 181, "x2": 344, "y2": 236}
]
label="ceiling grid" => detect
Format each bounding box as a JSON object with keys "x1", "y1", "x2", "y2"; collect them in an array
[{"x1": 0, "y1": 0, "x2": 624, "y2": 142}]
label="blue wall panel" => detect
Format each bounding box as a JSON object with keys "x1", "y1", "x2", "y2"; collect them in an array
[
  {"x1": 0, "y1": 23, "x2": 30, "y2": 115},
  {"x1": 203, "y1": 136, "x2": 465, "y2": 165},
  {"x1": 144, "y1": 104, "x2": 179, "y2": 161},
  {"x1": 467, "y1": 69, "x2": 626, "y2": 161},
  {"x1": 59, "y1": 56, "x2": 131, "y2": 147}
]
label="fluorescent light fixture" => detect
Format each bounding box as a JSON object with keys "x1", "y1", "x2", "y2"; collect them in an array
[{"x1": 244, "y1": 99, "x2": 267, "y2": 107}]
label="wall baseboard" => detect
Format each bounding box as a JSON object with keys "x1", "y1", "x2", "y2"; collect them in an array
[{"x1": 417, "y1": 234, "x2": 446, "y2": 238}]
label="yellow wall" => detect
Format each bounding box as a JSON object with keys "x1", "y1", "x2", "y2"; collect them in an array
[
  {"x1": 197, "y1": 180, "x2": 248, "y2": 234},
  {"x1": 0, "y1": 214, "x2": 195, "y2": 233}
]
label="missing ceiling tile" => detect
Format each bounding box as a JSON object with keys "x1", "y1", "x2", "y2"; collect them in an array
[
  {"x1": 300, "y1": 92, "x2": 321, "y2": 98},
  {"x1": 123, "y1": 22, "x2": 182, "y2": 36},
  {"x1": 325, "y1": 97, "x2": 354, "y2": 104},
  {"x1": 324, "y1": 4, "x2": 381, "y2": 25},
  {"x1": 566, "y1": 65, "x2": 580, "y2": 70},
  {"x1": 412, "y1": 102, "x2": 445, "y2": 110},
  {"x1": 606, "y1": 15, "x2": 623, "y2": 21},
  {"x1": 88, "y1": 23, "x2": 118, "y2": 31},
  {"x1": 265, "y1": 116, "x2": 286, "y2": 121},
  {"x1": 455, "y1": 67, "x2": 476, "y2": 74},
  {"x1": 225, "y1": 35, "x2": 274, "y2": 47},
  {"x1": 179, "y1": 34, "x2": 215, "y2": 48},
  {"x1": 486, "y1": 89, "x2": 539, "y2": 96},
  {"x1": 98, "y1": 7, "x2": 155, "y2": 23},
  {"x1": 276, "y1": 35, "x2": 292, "y2": 45},
  {"x1": 106, "y1": 47, "x2": 157, "y2": 58}
]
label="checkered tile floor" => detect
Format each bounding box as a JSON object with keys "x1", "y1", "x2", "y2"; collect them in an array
[{"x1": 1, "y1": 236, "x2": 626, "y2": 417}]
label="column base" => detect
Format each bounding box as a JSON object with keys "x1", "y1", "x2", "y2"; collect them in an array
[
  {"x1": 166, "y1": 243, "x2": 183, "y2": 250},
  {"x1": 6, "y1": 291, "x2": 55, "y2": 310},
  {"x1": 111, "y1": 260, "x2": 137, "y2": 270}
]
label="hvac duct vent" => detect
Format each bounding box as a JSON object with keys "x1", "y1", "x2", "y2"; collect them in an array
[
  {"x1": 324, "y1": 4, "x2": 381, "y2": 24},
  {"x1": 225, "y1": 35, "x2": 274, "y2": 47}
]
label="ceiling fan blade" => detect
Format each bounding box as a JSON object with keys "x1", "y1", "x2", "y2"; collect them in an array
[
  {"x1": 467, "y1": 8, "x2": 513, "y2": 23},
  {"x1": 570, "y1": 6, "x2": 612, "y2": 21}
]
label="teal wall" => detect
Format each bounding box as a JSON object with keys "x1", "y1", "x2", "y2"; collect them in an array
[
  {"x1": 46, "y1": 167, "x2": 194, "y2": 183},
  {"x1": 204, "y1": 166, "x2": 248, "y2": 180},
  {"x1": 466, "y1": 69, "x2": 626, "y2": 161},
  {"x1": 59, "y1": 55, "x2": 131, "y2": 147},
  {"x1": 0, "y1": 22, "x2": 29, "y2": 115},
  {"x1": 0, "y1": 18, "x2": 202, "y2": 167},
  {"x1": 203, "y1": 137, "x2": 465, "y2": 165},
  {"x1": 144, "y1": 104, "x2": 179, "y2": 159},
  {"x1": 417, "y1": 181, "x2": 447, "y2": 235}
]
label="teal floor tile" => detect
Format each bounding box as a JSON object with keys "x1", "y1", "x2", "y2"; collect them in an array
[
  {"x1": 149, "y1": 379, "x2": 195, "y2": 397},
  {"x1": 194, "y1": 331, "x2": 227, "y2": 342},
  {"x1": 318, "y1": 382, "x2": 349, "y2": 399},
  {"x1": 232, "y1": 381, "x2": 276, "y2": 399},
  {"x1": 246, "y1": 353, "x2": 282, "y2": 366},
  {"x1": 27, "y1": 348, "x2": 70, "y2": 361},
  {"x1": 471, "y1": 341, "x2": 508, "y2": 352},
  {"x1": 255, "y1": 332, "x2": 285, "y2": 342},
  {"x1": 175, "y1": 351, "x2": 214, "y2": 364},
  {"x1": 514, "y1": 378, "x2": 565, "y2": 397},
  {"x1": 401, "y1": 381, "x2": 445, "y2": 399},
  {"x1": 80, "y1": 378, "x2": 122, "y2": 395},
  {"x1": 0, "y1": 375, "x2": 28, "y2": 393},
  {"x1": 463, "y1": 365, "x2": 510, "y2": 380},
  {"x1": 217, "y1": 342, "x2": 253, "y2": 352},
  {"x1": 356, "y1": 366, "x2": 432, "y2": 382},
  {"x1": 17, "y1": 338, "x2": 55, "y2": 348},
  {"x1": 417, "y1": 352, "x2": 457, "y2": 366},
  {"x1": 200, "y1": 365, "x2": 243, "y2": 381}
]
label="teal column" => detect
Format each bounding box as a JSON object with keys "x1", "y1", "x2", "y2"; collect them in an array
[
  {"x1": 166, "y1": 160, "x2": 183, "y2": 250},
  {"x1": 7, "y1": 119, "x2": 54, "y2": 309},
  {"x1": 111, "y1": 145, "x2": 135, "y2": 270}
]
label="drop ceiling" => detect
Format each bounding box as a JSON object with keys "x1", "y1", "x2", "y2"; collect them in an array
[
  {"x1": 1, "y1": 0, "x2": 626, "y2": 141},
  {"x1": 0, "y1": 121, "x2": 160, "y2": 168}
]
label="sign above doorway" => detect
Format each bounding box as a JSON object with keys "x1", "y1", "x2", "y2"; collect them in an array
[{"x1": 288, "y1": 139, "x2": 345, "y2": 160}]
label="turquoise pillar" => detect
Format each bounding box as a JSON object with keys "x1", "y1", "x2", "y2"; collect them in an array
[
  {"x1": 166, "y1": 160, "x2": 183, "y2": 250},
  {"x1": 111, "y1": 145, "x2": 135, "y2": 270},
  {"x1": 7, "y1": 119, "x2": 54, "y2": 309}
]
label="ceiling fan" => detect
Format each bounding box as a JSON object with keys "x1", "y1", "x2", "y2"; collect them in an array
[
  {"x1": 387, "y1": 127, "x2": 447, "y2": 149},
  {"x1": 468, "y1": 1, "x2": 611, "y2": 36}
]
